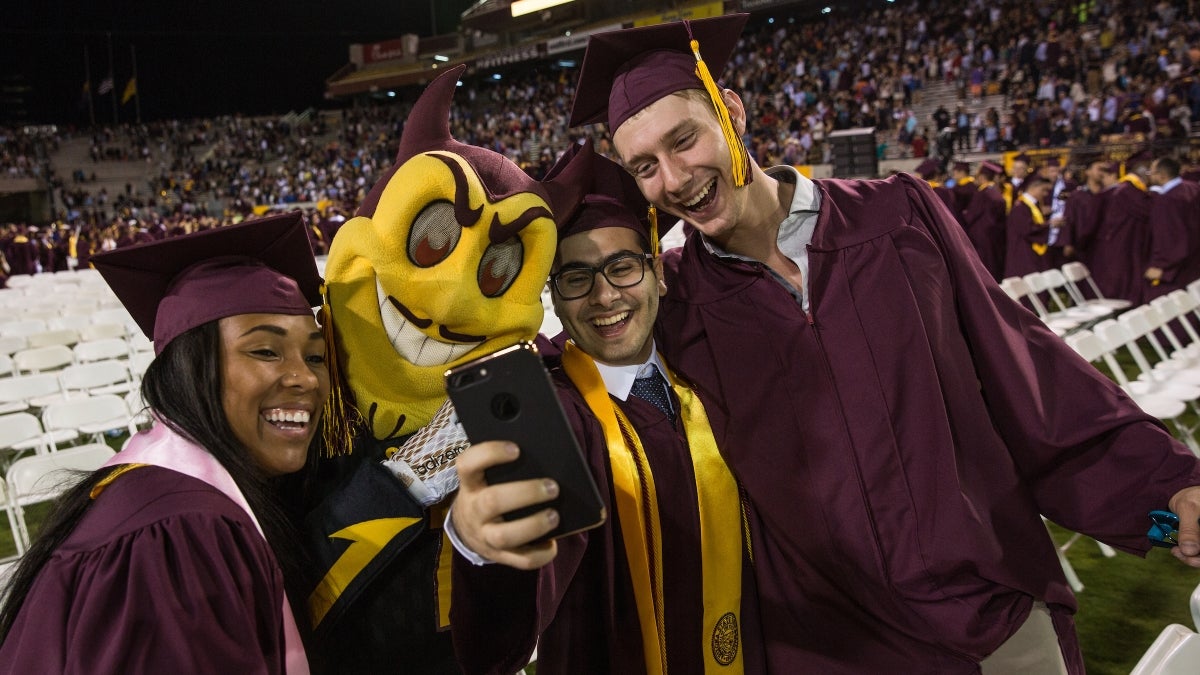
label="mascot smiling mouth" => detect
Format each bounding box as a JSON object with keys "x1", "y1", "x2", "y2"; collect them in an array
[{"x1": 376, "y1": 278, "x2": 485, "y2": 367}]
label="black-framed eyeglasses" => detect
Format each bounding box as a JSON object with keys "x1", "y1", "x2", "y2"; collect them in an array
[{"x1": 549, "y1": 253, "x2": 655, "y2": 300}]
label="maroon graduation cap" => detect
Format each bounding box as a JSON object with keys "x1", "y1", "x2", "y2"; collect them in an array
[
  {"x1": 545, "y1": 139, "x2": 653, "y2": 248},
  {"x1": 914, "y1": 158, "x2": 939, "y2": 180},
  {"x1": 568, "y1": 13, "x2": 752, "y2": 188},
  {"x1": 90, "y1": 212, "x2": 321, "y2": 354}
]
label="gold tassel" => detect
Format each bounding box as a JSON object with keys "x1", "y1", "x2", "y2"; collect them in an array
[
  {"x1": 689, "y1": 37, "x2": 751, "y2": 188},
  {"x1": 647, "y1": 205, "x2": 660, "y2": 257},
  {"x1": 319, "y1": 283, "x2": 358, "y2": 457}
]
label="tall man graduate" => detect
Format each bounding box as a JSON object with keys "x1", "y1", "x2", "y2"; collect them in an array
[{"x1": 563, "y1": 13, "x2": 1200, "y2": 674}]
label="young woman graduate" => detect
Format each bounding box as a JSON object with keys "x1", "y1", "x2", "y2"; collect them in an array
[{"x1": 0, "y1": 212, "x2": 327, "y2": 674}]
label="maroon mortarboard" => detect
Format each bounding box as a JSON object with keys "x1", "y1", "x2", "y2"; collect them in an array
[
  {"x1": 1097, "y1": 161, "x2": 1120, "y2": 174},
  {"x1": 914, "y1": 158, "x2": 939, "y2": 180},
  {"x1": 952, "y1": 161, "x2": 970, "y2": 173},
  {"x1": 1012, "y1": 153, "x2": 1031, "y2": 164},
  {"x1": 546, "y1": 139, "x2": 653, "y2": 247},
  {"x1": 979, "y1": 160, "x2": 1005, "y2": 177},
  {"x1": 91, "y1": 212, "x2": 321, "y2": 354},
  {"x1": 569, "y1": 13, "x2": 748, "y2": 130}
]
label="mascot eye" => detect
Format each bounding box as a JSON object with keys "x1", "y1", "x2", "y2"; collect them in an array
[
  {"x1": 407, "y1": 201, "x2": 461, "y2": 267},
  {"x1": 477, "y1": 237, "x2": 524, "y2": 298}
]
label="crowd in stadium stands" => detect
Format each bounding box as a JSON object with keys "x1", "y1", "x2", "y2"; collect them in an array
[{"x1": 2, "y1": 0, "x2": 1199, "y2": 286}]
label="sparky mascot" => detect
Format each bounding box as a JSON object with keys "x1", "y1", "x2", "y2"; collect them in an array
[{"x1": 303, "y1": 64, "x2": 586, "y2": 673}]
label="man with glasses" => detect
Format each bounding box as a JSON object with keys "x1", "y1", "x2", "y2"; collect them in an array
[{"x1": 447, "y1": 141, "x2": 761, "y2": 674}]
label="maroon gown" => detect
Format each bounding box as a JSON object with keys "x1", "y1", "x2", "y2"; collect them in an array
[
  {"x1": 653, "y1": 173, "x2": 1200, "y2": 673},
  {"x1": 1060, "y1": 187, "x2": 1103, "y2": 270},
  {"x1": 1090, "y1": 182, "x2": 1151, "y2": 304},
  {"x1": 1145, "y1": 180, "x2": 1200, "y2": 299},
  {"x1": 0, "y1": 467, "x2": 293, "y2": 674},
  {"x1": 1003, "y1": 197, "x2": 1053, "y2": 279},
  {"x1": 961, "y1": 185, "x2": 1007, "y2": 280},
  {"x1": 451, "y1": 356, "x2": 763, "y2": 675}
]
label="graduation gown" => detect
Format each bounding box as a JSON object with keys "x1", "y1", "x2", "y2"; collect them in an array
[
  {"x1": 961, "y1": 185, "x2": 1007, "y2": 280},
  {"x1": 1145, "y1": 181, "x2": 1200, "y2": 299},
  {"x1": 450, "y1": 358, "x2": 763, "y2": 675},
  {"x1": 1060, "y1": 187, "x2": 1103, "y2": 268},
  {"x1": 1003, "y1": 196, "x2": 1053, "y2": 279},
  {"x1": 1090, "y1": 182, "x2": 1151, "y2": 304},
  {"x1": 655, "y1": 173, "x2": 1200, "y2": 673},
  {"x1": 0, "y1": 467, "x2": 293, "y2": 674}
]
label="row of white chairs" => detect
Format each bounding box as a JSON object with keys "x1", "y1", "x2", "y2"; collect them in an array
[
  {"x1": 0, "y1": 308, "x2": 138, "y2": 338},
  {"x1": 1001, "y1": 262, "x2": 1132, "y2": 337},
  {"x1": 0, "y1": 338, "x2": 150, "y2": 376},
  {"x1": 0, "y1": 394, "x2": 142, "y2": 461},
  {"x1": 0, "y1": 357, "x2": 152, "y2": 415}
]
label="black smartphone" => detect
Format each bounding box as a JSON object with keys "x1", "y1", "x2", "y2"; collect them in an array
[{"x1": 445, "y1": 341, "x2": 606, "y2": 540}]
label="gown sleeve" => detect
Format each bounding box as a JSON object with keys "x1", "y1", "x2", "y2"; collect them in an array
[{"x1": 899, "y1": 173, "x2": 1200, "y2": 552}]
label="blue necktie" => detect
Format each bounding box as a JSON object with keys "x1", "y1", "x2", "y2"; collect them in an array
[{"x1": 631, "y1": 368, "x2": 672, "y2": 419}]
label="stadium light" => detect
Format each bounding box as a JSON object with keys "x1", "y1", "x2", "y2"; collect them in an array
[
  {"x1": 434, "y1": 54, "x2": 449, "y2": 62},
  {"x1": 511, "y1": 0, "x2": 575, "y2": 18},
  {"x1": 822, "y1": 6, "x2": 832, "y2": 13}
]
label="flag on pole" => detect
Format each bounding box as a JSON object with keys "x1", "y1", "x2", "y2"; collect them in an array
[
  {"x1": 97, "y1": 76, "x2": 114, "y2": 95},
  {"x1": 122, "y1": 77, "x2": 137, "y2": 104}
]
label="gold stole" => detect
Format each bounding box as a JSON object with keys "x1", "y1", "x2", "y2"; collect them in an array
[
  {"x1": 561, "y1": 342, "x2": 744, "y2": 674},
  {"x1": 1019, "y1": 193, "x2": 1048, "y2": 256},
  {"x1": 1121, "y1": 173, "x2": 1147, "y2": 192},
  {"x1": 1002, "y1": 182, "x2": 1014, "y2": 214}
]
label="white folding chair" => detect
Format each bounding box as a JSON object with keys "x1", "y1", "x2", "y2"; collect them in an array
[
  {"x1": 0, "y1": 354, "x2": 10, "y2": 377},
  {"x1": 46, "y1": 315, "x2": 93, "y2": 333},
  {"x1": 1062, "y1": 261, "x2": 1133, "y2": 312},
  {"x1": 1130, "y1": 623, "x2": 1200, "y2": 675},
  {"x1": 127, "y1": 333, "x2": 153, "y2": 354},
  {"x1": 0, "y1": 319, "x2": 48, "y2": 338},
  {"x1": 12, "y1": 344, "x2": 75, "y2": 375},
  {"x1": 5, "y1": 442, "x2": 116, "y2": 554},
  {"x1": 41, "y1": 395, "x2": 129, "y2": 446},
  {"x1": 1040, "y1": 268, "x2": 1112, "y2": 321},
  {"x1": 59, "y1": 360, "x2": 135, "y2": 397},
  {"x1": 0, "y1": 373, "x2": 68, "y2": 413},
  {"x1": 73, "y1": 338, "x2": 129, "y2": 364},
  {"x1": 1122, "y1": 307, "x2": 1200, "y2": 388},
  {"x1": 1002, "y1": 275, "x2": 1078, "y2": 335},
  {"x1": 0, "y1": 335, "x2": 27, "y2": 356},
  {"x1": 24, "y1": 328, "x2": 81, "y2": 349},
  {"x1": 1093, "y1": 318, "x2": 1200, "y2": 406},
  {"x1": 79, "y1": 322, "x2": 128, "y2": 342},
  {"x1": 124, "y1": 389, "x2": 151, "y2": 434},
  {"x1": 1066, "y1": 328, "x2": 1198, "y2": 451},
  {"x1": 89, "y1": 308, "x2": 137, "y2": 334},
  {"x1": 1192, "y1": 580, "x2": 1200, "y2": 633},
  {"x1": 127, "y1": 351, "x2": 155, "y2": 382},
  {"x1": 0, "y1": 411, "x2": 55, "y2": 466}
]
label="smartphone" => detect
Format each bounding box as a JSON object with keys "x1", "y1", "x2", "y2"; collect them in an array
[{"x1": 445, "y1": 341, "x2": 606, "y2": 540}]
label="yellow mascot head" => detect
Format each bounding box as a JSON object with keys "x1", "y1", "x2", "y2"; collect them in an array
[{"x1": 325, "y1": 64, "x2": 586, "y2": 442}]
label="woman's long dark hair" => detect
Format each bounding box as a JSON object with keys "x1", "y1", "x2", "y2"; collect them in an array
[{"x1": 0, "y1": 321, "x2": 318, "y2": 642}]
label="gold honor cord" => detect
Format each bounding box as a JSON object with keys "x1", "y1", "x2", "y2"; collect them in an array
[
  {"x1": 1019, "y1": 193, "x2": 1049, "y2": 256},
  {"x1": 562, "y1": 343, "x2": 744, "y2": 673}
]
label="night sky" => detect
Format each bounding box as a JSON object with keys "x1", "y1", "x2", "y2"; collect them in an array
[{"x1": 2, "y1": 1, "x2": 468, "y2": 126}]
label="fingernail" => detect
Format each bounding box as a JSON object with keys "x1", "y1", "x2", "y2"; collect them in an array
[
  {"x1": 546, "y1": 509, "x2": 560, "y2": 525},
  {"x1": 543, "y1": 479, "x2": 559, "y2": 497},
  {"x1": 504, "y1": 443, "x2": 519, "y2": 457}
]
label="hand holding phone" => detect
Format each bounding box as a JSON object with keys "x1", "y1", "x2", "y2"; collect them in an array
[{"x1": 446, "y1": 342, "x2": 606, "y2": 541}]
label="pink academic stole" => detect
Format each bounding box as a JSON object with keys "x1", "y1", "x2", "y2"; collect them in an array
[{"x1": 104, "y1": 422, "x2": 310, "y2": 674}]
